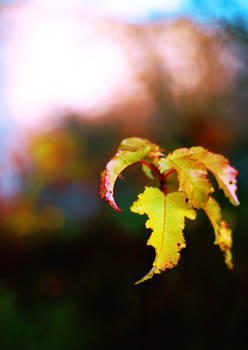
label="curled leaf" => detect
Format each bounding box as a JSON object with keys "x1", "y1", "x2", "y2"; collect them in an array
[
  {"x1": 204, "y1": 196, "x2": 233, "y2": 269},
  {"x1": 100, "y1": 137, "x2": 163, "y2": 211},
  {"x1": 190, "y1": 147, "x2": 239, "y2": 206},
  {"x1": 130, "y1": 187, "x2": 196, "y2": 283},
  {"x1": 165, "y1": 148, "x2": 213, "y2": 209},
  {"x1": 100, "y1": 142, "x2": 152, "y2": 211}
]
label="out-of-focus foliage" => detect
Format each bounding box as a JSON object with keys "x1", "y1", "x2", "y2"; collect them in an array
[
  {"x1": 0, "y1": 3, "x2": 242, "y2": 134},
  {"x1": 1, "y1": 121, "x2": 100, "y2": 237}
]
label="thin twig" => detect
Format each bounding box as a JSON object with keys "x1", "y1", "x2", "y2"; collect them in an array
[{"x1": 140, "y1": 161, "x2": 176, "y2": 196}]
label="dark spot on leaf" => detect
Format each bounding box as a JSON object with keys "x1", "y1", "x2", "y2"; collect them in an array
[
  {"x1": 185, "y1": 198, "x2": 189, "y2": 203},
  {"x1": 229, "y1": 181, "x2": 233, "y2": 185}
]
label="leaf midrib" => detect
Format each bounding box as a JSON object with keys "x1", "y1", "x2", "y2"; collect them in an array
[{"x1": 169, "y1": 157, "x2": 204, "y2": 206}]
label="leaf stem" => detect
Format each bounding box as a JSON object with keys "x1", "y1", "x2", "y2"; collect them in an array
[
  {"x1": 161, "y1": 169, "x2": 176, "y2": 194},
  {"x1": 160, "y1": 174, "x2": 169, "y2": 194},
  {"x1": 140, "y1": 161, "x2": 176, "y2": 195}
]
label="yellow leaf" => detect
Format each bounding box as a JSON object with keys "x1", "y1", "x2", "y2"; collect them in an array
[
  {"x1": 165, "y1": 148, "x2": 213, "y2": 209},
  {"x1": 100, "y1": 140, "x2": 152, "y2": 211},
  {"x1": 130, "y1": 187, "x2": 196, "y2": 283},
  {"x1": 204, "y1": 196, "x2": 233, "y2": 269},
  {"x1": 100, "y1": 137, "x2": 164, "y2": 211},
  {"x1": 190, "y1": 147, "x2": 239, "y2": 206},
  {"x1": 119, "y1": 137, "x2": 163, "y2": 157}
]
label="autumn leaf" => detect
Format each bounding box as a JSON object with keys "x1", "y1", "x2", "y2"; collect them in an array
[
  {"x1": 130, "y1": 187, "x2": 196, "y2": 284},
  {"x1": 190, "y1": 146, "x2": 239, "y2": 206},
  {"x1": 204, "y1": 196, "x2": 233, "y2": 269},
  {"x1": 100, "y1": 137, "x2": 239, "y2": 284},
  {"x1": 118, "y1": 137, "x2": 162, "y2": 156},
  {"x1": 100, "y1": 140, "x2": 151, "y2": 211},
  {"x1": 164, "y1": 148, "x2": 213, "y2": 209},
  {"x1": 100, "y1": 137, "x2": 163, "y2": 211}
]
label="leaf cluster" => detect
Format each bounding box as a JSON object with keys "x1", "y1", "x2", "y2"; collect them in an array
[{"x1": 100, "y1": 138, "x2": 239, "y2": 284}]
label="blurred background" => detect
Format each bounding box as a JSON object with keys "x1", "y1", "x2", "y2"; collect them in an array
[{"x1": 0, "y1": 0, "x2": 247, "y2": 349}]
